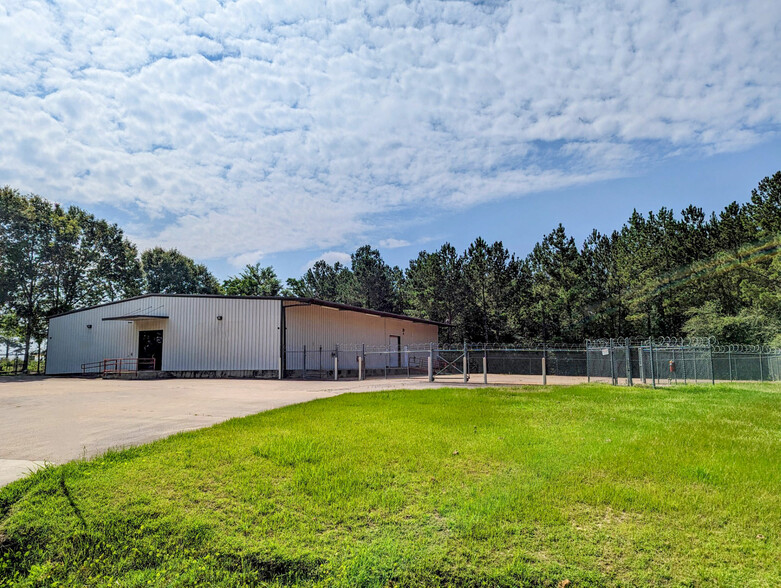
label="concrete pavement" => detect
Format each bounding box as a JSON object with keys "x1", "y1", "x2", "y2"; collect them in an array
[
  {"x1": 0, "y1": 373, "x2": 587, "y2": 487},
  {"x1": 0, "y1": 376, "x2": 447, "y2": 486}
]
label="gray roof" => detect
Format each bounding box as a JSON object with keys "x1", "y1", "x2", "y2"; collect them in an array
[{"x1": 50, "y1": 294, "x2": 447, "y2": 327}]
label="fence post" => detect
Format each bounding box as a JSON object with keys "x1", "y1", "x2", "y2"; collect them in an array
[
  {"x1": 542, "y1": 343, "x2": 547, "y2": 386},
  {"x1": 334, "y1": 344, "x2": 339, "y2": 381},
  {"x1": 609, "y1": 339, "x2": 615, "y2": 386},
  {"x1": 586, "y1": 341, "x2": 591, "y2": 383},
  {"x1": 463, "y1": 340, "x2": 468, "y2": 383},
  {"x1": 303, "y1": 345, "x2": 307, "y2": 379},
  {"x1": 759, "y1": 349, "x2": 764, "y2": 382},
  {"x1": 650, "y1": 340, "x2": 656, "y2": 388},
  {"x1": 692, "y1": 347, "x2": 698, "y2": 383},
  {"x1": 625, "y1": 338, "x2": 632, "y2": 387},
  {"x1": 709, "y1": 343, "x2": 715, "y2": 385},
  {"x1": 428, "y1": 343, "x2": 434, "y2": 382},
  {"x1": 483, "y1": 348, "x2": 488, "y2": 384},
  {"x1": 639, "y1": 344, "x2": 646, "y2": 384},
  {"x1": 361, "y1": 344, "x2": 366, "y2": 381}
]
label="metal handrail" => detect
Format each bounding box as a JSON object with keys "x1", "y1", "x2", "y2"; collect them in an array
[{"x1": 81, "y1": 357, "x2": 156, "y2": 375}]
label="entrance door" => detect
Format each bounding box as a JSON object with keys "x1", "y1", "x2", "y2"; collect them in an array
[
  {"x1": 138, "y1": 330, "x2": 163, "y2": 371},
  {"x1": 389, "y1": 335, "x2": 401, "y2": 368}
]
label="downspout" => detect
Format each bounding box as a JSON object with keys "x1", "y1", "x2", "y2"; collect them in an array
[{"x1": 279, "y1": 300, "x2": 287, "y2": 379}]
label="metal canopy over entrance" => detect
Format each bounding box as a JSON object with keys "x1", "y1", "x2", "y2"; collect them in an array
[{"x1": 102, "y1": 315, "x2": 169, "y2": 321}]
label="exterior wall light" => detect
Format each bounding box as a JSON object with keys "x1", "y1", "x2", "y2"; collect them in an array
[
  {"x1": 217, "y1": 315, "x2": 223, "y2": 321},
  {"x1": 87, "y1": 324, "x2": 92, "y2": 329}
]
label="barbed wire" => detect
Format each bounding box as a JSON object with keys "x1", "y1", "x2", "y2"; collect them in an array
[
  {"x1": 711, "y1": 343, "x2": 780, "y2": 354},
  {"x1": 294, "y1": 338, "x2": 781, "y2": 355},
  {"x1": 587, "y1": 336, "x2": 720, "y2": 348}
]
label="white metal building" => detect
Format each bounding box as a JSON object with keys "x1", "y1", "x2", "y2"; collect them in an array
[{"x1": 45, "y1": 295, "x2": 440, "y2": 377}]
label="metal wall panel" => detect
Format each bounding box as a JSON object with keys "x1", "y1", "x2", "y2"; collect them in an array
[
  {"x1": 46, "y1": 297, "x2": 281, "y2": 374},
  {"x1": 285, "y1": 304, "x2": 438, "y2": 369},
  {"x1": 46, "y1": 296, "x2": 437, "y2": 375}
]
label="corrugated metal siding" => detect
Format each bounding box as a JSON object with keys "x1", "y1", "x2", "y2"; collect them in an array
[
  {"x1": 46, "y1": 297, "x2": 437, "y2": 375},
  {"x1": 285, "y1": 304, "x2": 438, "y2": 370},
  {"x1": 46, "y1": 297, "x2": 281, "y2": 374}
]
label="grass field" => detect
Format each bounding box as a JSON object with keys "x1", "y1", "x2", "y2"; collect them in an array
[{"x1": 1, "y1": 383, "x2": 779, "y2": 587}]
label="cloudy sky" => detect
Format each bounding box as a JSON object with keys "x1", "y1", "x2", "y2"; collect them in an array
[{"x1": 2, "y1": 0, "x2": 780, "y2": 280}]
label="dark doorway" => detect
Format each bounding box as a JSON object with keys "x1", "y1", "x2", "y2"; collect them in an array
[{"x1": 138, "y1": 330, "x2": 163, "y2": 371}]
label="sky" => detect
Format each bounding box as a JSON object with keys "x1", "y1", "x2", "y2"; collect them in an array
[{"x1": 1, "y1": 0, "x2": 780, "y2": 282}]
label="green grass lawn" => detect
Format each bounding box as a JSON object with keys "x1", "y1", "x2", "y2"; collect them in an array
[{"x1": 1, "y1": 383, "x2": 780, "y2": 587}]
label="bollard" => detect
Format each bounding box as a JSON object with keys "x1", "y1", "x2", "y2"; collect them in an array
[
  {"x1": 303, "y1": 345, "x2": 307, "y2": 379},
  {"x1": 278, "y1": 355, "x2": 283, "y2": 380},
  {"x1": 483, "y1": 351, "x2": 487, "y2": 384},
  {"x1": 542, "y1": 356, "x2": 547, "y2": 386},
  {"x1": 334, "y1": 344, "x2": 339, "y2": 381},
  {"x1": 358, "y1": 355, "x2": 363, "y2": 381}
]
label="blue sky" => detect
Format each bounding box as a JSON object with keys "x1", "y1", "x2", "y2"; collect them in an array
[
  {"x1": 259, "y1": 140, "x2": 781, "y2": 281},
  {"x1": 1, "y1": 0, "x2": 780, "y2": 283}
]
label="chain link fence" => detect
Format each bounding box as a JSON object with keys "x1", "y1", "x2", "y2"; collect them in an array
[
  {"x1": 586, "y1": 338, "x2": 781, "y2": 386},
  {"x1": 281, "y1": 338, "x2": 781, "y2": 386},
  {"x1": 284, "y1": 344, "x2": 433, "y2": 380}
]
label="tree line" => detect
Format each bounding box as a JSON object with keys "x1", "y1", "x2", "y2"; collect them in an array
[
  {"x1": 2, "y1": 172, "x2": 780, "y2": 370},
  {"x1": 287, "y1": 172, "x2": 781, "y2": 347}
]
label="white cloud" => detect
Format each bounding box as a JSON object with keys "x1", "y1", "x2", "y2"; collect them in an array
[
  {"x1": 303, "y1": 251, "x2": 352, "y2": 270},
  {"x1": 227, "y1": 249, "x2": 265, "y2": 268},
  {"x1": 379, "y1": 238, "x2": 411, "y2": 249},
  {"x1": 0, "y1": 0, "x2": 779, "y2": 263}
]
